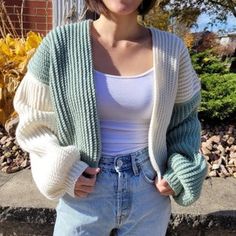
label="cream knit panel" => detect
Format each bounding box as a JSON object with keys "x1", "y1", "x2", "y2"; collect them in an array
[
  {"x1": 175, "y1": 45, "x2": 201, "y2": 104},
  {"x1": 13, "y1": 71, "x2": 88, "y2": 200}
]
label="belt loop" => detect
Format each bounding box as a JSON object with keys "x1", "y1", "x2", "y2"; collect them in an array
[{"x1": 131, "y1": 153, "x2": 139, "y2": 176}]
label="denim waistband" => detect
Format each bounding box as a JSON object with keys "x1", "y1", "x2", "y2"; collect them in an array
[{"x1": 98, "y1": 147, "x2": 149, "y2": 174}]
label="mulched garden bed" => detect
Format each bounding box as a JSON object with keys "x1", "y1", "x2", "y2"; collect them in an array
[{"x1": 0, "y1": 123, "x2": 235, "y2": 178}]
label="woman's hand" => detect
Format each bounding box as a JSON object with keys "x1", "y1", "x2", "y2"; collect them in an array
[
  {"x1": 74, "y1": 167, "x2": 100, "y2": 198},
  {"x1": 155, "y1": 178, "x2": 175, "y2": 196}
]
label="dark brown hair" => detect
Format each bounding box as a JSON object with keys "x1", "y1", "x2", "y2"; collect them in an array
[{"x1": 85, "y1": 0, "x2": 157, "y2": 16}]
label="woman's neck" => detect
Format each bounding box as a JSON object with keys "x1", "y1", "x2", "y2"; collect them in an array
[{"x1": 92, "y1": 14, "x2": 146, "y2": 45}]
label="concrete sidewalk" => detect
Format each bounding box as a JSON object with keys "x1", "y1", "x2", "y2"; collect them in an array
[{"x1": 0, "y1": 169, "x2": 236, "y2": 235}]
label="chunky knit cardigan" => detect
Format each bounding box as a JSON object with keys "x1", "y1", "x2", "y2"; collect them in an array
[{"x1": 13, "y1": 20, "x2": 207, "y2": 206}]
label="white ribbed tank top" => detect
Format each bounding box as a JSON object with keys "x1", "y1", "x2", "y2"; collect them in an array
[{"x1": 94, "y1": 68, "x2": 154, "y2": 155}]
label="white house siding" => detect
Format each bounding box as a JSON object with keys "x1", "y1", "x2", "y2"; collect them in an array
[
  {"x1": 52, "y1": 0, "x2": 85, "y2": 27},
  {"x1": 220, "y1": 32, "x2": 236, "y2": 46}
]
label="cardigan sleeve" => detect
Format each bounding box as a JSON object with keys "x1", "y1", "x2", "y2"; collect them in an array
[
  {"x1": 27, "y1": 31, "x2": 51, "y2": 85},
  {"x1": 162, "y1": 44, "x2": 208, "y2": 206},
  {"x1": 13, "y1": 72, "x2": 89, "y2": 200}
]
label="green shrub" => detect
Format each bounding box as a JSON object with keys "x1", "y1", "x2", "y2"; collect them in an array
[
  {"x1": 199, "y1": 73, "x2": 236, "y2": 123},
  {"x1": 191, "y1": 50, "x2": 228, "y2": 74}
]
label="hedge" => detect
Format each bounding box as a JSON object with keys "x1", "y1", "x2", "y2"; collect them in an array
[{"x1": 199, "y1": 73, "x2": 236, "y2": 123}]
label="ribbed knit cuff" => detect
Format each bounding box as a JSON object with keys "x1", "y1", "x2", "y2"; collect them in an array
[
  {"x1": 64, "y1": 159, "x2": 89, "y2": 198},
  {"x1": 163, "y1": 168, "x2": 183, "y2": 197}
]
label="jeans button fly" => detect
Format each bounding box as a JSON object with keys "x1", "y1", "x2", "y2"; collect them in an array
[{"x1": 117, "y1": 159, "x2": 123, "y2": 167}]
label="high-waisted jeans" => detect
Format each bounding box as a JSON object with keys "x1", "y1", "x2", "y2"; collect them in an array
[{"x1": 53, "y1": 147, "x2": 171, "y2": 236}]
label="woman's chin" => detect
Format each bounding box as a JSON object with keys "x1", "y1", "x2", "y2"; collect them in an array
[
  {"x1": 109, "y1": 8, "x2": 137, "y2": 17},
  {"x1": 101, "y1": 0, "x2": 141, "y2": 17}
]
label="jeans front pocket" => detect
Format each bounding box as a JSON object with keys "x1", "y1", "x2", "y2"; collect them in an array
[{"x1": 139, "y1": 159, "x2": 157, "y2": 184}]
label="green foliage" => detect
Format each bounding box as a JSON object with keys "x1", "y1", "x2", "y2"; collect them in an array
[
  {"x1": 167, "y1": 0, "x2": 236, "y2": 22},
  {"x1": 191, "y1": 50, "x2": 228, "y2": 74},
  {"x1": 138, "y1": 3, "x2": 170, "y2": 31},
  {"x1": 199, "y1": 73, "x2": 236, "y2": 123}
]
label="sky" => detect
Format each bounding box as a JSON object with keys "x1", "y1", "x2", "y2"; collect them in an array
[{"x1": 192, "y1": 13, "x2": 236, "y2": 32}]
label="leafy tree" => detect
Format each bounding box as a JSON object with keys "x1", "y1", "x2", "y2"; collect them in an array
[
  {"x1": 149, "y1": 0, "x2": 236, "y2": 31},
  {"x1": 140, "y1": 4, "x2": 170, "y2": 31},
  {"x1": 193, "y1": 31, "x2": 219, "y2": 52},
  {"x1": 184, "y1": 32, "x2": 195, "y2": 49}
]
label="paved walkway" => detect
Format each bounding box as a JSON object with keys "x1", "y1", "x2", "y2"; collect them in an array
[{"x1": 0, "y1": 169, "x2": 236, "y2": 235}]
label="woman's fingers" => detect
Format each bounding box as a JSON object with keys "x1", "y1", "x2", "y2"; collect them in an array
[
  {"x1": 157, "y1": 185, "x2": 173, "y2": 195},
  {"x1": 75, "y1": 189, "x2": 90, "y2": 198},
  {"x1": 74, "y1": 177, "x2": 96, "y2": 197},
  {"x1": 78, "y1": 175, "x2": 97, "y2": 187},
  {"x1": 155, "y1": 178, "x2": 175, "y2": 196},
  {"x1": 159, "y1": 188, "x2": 174, "y2": 196},
  {"x1": 83, "y1": 167, "x2": 100, "y2": 178},
  {"x1": 75, "y1": 185, "x2": 95, "y2": 193},
  {"x1": 74, "y1": 167, "x2": 100, "y2": 198}
]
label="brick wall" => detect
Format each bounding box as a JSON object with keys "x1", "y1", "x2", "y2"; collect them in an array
[{"x1": 5, "y1": 0, "x2": 52, "y2": 36}]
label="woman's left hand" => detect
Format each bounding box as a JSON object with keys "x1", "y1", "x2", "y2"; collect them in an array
[{"x1": 155, "y1": 178, "x2": 175, "y2": 196}]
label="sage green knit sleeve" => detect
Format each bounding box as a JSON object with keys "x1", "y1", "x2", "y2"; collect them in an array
[
  {"x1": 15, "y1": 27, "x2": 90, "y2": 200},
  {"x1": 163, "y1": 44, "x2": 208, "y2": 206},
  {"x1": 27, "y1": 31, "x2": 51, "y2": 85}
]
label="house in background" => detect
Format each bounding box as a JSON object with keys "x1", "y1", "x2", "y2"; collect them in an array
[
  {"x1": 218, "y1": 31, "x2": 236, "y2": 59},
  {"x1": 5, "y1": 0, "x2": 86, "y2": 36},
  {"x1": 218, "y1": 31, "x2": 236, "y2": 47}
]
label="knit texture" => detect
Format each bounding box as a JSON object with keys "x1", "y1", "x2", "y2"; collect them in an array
[
  {"x1": 14, "y1": 19, "x2": 207, "y2": 205},
  {"x1": 163, "y1": 92, "x2": 208, "y2": 206},
  {"x1": 13, "y1": 73, "x2": 89, "y2": 199},
  {"x1": 28, "y1": 20, "x2": 101, "y2": 167}
]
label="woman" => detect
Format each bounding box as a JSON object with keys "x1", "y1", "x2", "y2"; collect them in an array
[{"x1": 13, "y1": 0, "x2": 208, "y2": 235}]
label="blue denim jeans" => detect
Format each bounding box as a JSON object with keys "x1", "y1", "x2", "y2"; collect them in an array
[{"x1": 53, "y1": 147, "x2": 171, "y2": 236}]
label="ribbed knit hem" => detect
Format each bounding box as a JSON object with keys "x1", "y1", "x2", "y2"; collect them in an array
[
  {"x1": 163, "y1": 152, "x2": 208, "y2": 206},
  {"x1": 65, "y1": 159, "x2": 89, "y2": 198},
  {"x1": 163, "y1": 168, "x2": 183, "y2": 197}
]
